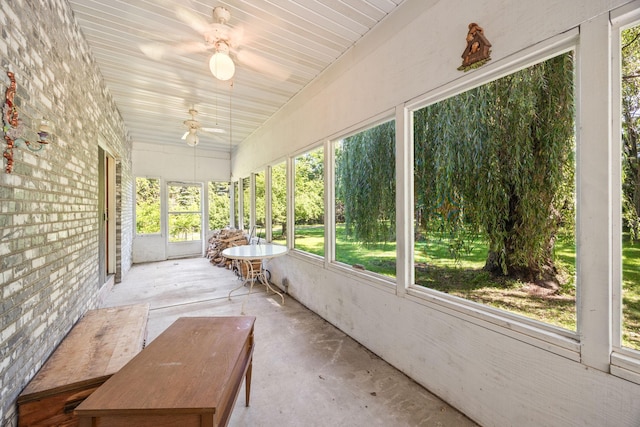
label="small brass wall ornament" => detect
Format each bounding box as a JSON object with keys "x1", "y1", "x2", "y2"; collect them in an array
[
  {"x1": 458, "y1": 23, "x2": 492, "y2": 71},
  {"x1": 2, "y1": 71, "x2": 51, "y2": 173}
]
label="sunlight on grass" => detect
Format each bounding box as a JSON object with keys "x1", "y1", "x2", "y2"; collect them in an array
[
  {"x1": 293, "y1": 224, "x2": 324, "y2": 256},
  {"x1": 415, "y1": 231, "x2": 487, "y2": 269},
  {"x1": 335, "y1": 226, "x2": 396, "y2": 277},
  {"x1": 623, "y1": 236, "x2": 640, "y2": 350},
  {"x1": 418, "y1": 232, "x2": 577, "y2": 331},
  {"x1": 335, "y1": 243, "x2": 396, "y2": 277}
]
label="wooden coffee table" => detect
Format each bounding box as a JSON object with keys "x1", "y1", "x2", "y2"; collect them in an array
[{"x1": 75, "y1": 316, "x2": 255, "y2": 427}]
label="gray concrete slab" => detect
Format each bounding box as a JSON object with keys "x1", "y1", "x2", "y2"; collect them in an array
[{"x1": 101, "y1": 257, "x2": 479, "y2": 427}]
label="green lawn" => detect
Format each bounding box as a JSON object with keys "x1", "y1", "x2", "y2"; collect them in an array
[
  {"x1": 623, "y1": 236, "x2": 640, "y2": 349},
  {"x1": 414, "y1": 232, "x2": 577, "y2": 332},
  {"x1": 291, "y1": 224, "x2": 640, "y2": 350},
  {"x1": 291, "y1": 224, "x2": 324, "y2": 256}
]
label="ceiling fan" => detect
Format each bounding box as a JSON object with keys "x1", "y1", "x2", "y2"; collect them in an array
[
  {"x1": 141, "y1": 5, "x2": 290, "y2": 81},
  {"x1": 181, "y1": 108, "x2": 224, "y2": 147}
]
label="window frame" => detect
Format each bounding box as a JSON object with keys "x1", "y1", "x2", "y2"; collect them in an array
[
  {"x1": 611, "y1": 0, "x2": 640, "y2": 384},
  {"x1": 291, "y1": 143, "x2": 326, "y2": 261},
  {"x1": 166, "y1": 181, "x2": 203, "y2": 243},
  {"x1": 329, "y1": 115, "x2": 398, "y2": 287},
  {"x1": 207, "y1": 181, "x2": 231, "y2": 232},
  {"x1": 134, "y1": 176, "x2": 162, "y2": 236},
  {"x1": 269, "y1": 160, "x2": 288, "y2": 245},
  {"x1": 401, "y1": 29, "x2": 582, "y2": 358},
  {"x1": 253, "y1": 170, "x2": 266, "y2": 241},
  {"x1": 241, "y1": 176, "x2": 250, "y2": 231}
]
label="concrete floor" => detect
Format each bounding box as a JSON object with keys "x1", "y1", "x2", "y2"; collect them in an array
[{"x1": 101, "y1": 257, "x2": 479, "y2": 427}]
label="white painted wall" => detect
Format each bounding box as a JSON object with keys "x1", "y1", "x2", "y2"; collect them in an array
[
  {"x1": 233, "y1": 0, "x2": 619, "y2": 176},
  {"x1": 233, "y1": 0, "x2": 640, "y2": 426},
  {"x1": 133, "y1": 142, "x2": 230, "y2": 181},
  {"x1": 132, "y1": 142, "x2": 230, "y2": 262}
]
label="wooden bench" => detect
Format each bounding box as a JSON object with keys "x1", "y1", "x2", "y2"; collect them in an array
[
  {"x1": 17, "y1": 304, "x2": 149, "y2": 427},
  {"x1": 75, "y1": 316, "x2": 256, "y2": 427}
]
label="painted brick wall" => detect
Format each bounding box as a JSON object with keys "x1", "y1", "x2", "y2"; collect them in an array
[
  {"x1": 117, "y1": 161, "x2": 133, "y2": 283},
  {"x1": 0, "y1": 0, "x2": 132, "y2": 425}
]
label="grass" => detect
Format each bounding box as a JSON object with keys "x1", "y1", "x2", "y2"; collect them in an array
[
  {"x1": 335, "y1": 231, "x2": 396, "y2": 277},
  {"x1": 291, "y1": 224, "x2": 640, "y2": 350},
  {"x1": 292, "y1": 224, "x2": 325, "y2": 256},
  {"x1": 623, "y1": 236, "x2": 640, "y2": 349},
  {"x1": 415, "y1": 232, "x2": 577, "y2": 331}
]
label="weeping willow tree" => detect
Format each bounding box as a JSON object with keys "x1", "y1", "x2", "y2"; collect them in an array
[
  {"x1": 415, "y1": 52, "x2": 575, "y2": 284},
  {"x1": 335, "y1": 121, "x2": 396, "y2": 244},
  {"x1": 622, "y1": 28, "x2": 640, "y2": 241},
  {"x1": 271, "y1": 163, "x2": 287, "y2": 237}
]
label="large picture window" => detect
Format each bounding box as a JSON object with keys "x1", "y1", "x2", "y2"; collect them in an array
[
  {"x1": 294, "y1": 147, "x2": 324, "y2": 255},
  {"x1": 334, "y1": 120, "x2": 396, "y2": 278},
  {"x1": 412, "y1": 52, "x2": 577, "y2": 330},
  {"x1": 208, "y1": 181, "x2": 230, "y2": 230},
  {"x1": 233, "y1": 181, "x2": 239, "y2": 229},
  {"x1": 271, "y1": 162, "x2": 287, "y2": 245},
  {"x1": 242, "y1": 177, "x2": 250, "y2": 229},
  {"x1": 620, "y1": 24, "x2": 640, "y2": 351},
  {"x1": 135, "y1": 177, "x2": 160, "y2": 235},
  {"x1": 255, "y1": 170, "x2": 266, "y2": 240}
]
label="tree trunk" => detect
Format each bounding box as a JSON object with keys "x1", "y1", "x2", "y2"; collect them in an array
[
  {"x1": 484, "y1": 247, "x2": 559, "y2": 289},
  {"x1": 483, "y1": 191, "x2": 561, "y2": 290}
]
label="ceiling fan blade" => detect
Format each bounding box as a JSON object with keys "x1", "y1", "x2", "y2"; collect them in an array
[
  {"x1": 201, "y1": 127, "x2": 225, "y2": 134},
  {"x1": 173, "y1": 5, "x2": 211, "y2": 36},
  {"x1": 181, "y1": 131, "x2": 189, "y2": 140},
  {"x1": 177, "y1": 41, "x2": 210, "y2": 54},
  {"x1": 139, "y1": 42, "x2": 167, "y2": 61},
  {"x1": 140, "y1": 40, "x2": 209, "y2": 60},
  {"x1": 236, "y1": 49, "x2": 291, "y2": 81},
  {"x1": 228, "y1": 24, "x2": 245, "y2": 48}
]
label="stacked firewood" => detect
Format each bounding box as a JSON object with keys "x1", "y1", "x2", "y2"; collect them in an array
[{"x1": 207, "y1": 228, "x2": 248, "y2": 268}]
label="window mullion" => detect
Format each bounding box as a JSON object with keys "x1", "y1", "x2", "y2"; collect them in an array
[
  {"x1": 396, "y1": 104, "x2": 412, "y2": 296},
  {"x1": 577, "y1": 14, "x2": 613, "y2": 371}
]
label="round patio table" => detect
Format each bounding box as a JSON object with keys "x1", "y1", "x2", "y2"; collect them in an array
[{"x1": 222, "y1": 243, "x2": 288, "y2": 313}]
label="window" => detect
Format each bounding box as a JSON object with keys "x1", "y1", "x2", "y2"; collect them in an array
[
  {"x1": 233, "y1": 181, "x2": 239, "y2": 229},
  {"x1": 135, "y1": 177, "x2": 160, "y2": 234},
  {"x1": 242, "y1": 177, "x2": 250, "y2": 229},
  {"x1": 412, "y1": 52, "x2": 577, "y2": 330},
  {"x1": 167, "y1": 183, "x2": 202, "y2": 242},
  {"x1": 334, "y1": 120, "x2": 396, "y2": 278},
  {"x1": 620, "y1": 24, "x2": 640, "y2": 351},
  {"x1": 294, "y1": 147, "x2": 324, "y2": 255},
  {"x1": 255, "y1": 171, "x2": 266, "y2": 240},
  {"x1": 208, "y1": 181, "x2": 230, "y2": 230},
  {"x1": 271, "y1": 162, "x2": 287, "y2": 245}
]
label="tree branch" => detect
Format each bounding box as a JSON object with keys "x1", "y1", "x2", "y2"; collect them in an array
[{"x1": 622, "y1": 31, "x2": 640, "y2": 51}]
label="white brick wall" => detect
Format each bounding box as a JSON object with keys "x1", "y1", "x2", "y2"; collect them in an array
[{"x1": 0, "y1": 0, "x2": 133, "y2": 425}]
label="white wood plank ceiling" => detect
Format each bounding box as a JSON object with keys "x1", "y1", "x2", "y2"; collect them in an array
[{"x1": 67, "y1": 0, "x2": 405, "y2": 152}]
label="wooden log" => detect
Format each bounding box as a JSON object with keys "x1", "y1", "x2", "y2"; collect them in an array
[{"x1": 206, "y1": 228, "x2": 248, "y2": 263}]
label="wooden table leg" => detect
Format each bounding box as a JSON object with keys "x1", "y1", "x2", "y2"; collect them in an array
[
  {"x1": 78, "y1": 417, "x2": 94, "y2": 427},
  {"x1": 245, "y1": 357, "x2": 252, "y2": 406}
]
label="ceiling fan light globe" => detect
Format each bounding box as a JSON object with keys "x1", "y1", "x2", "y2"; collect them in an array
[
  {"x1": 185, "y1": 132, "x2": 199, "y2": 147},
  {"x1": 212, "y1": 6, "x2": 231, "y2": 24},
  {"x1": 210, "y1": 52, "x2": 235, "y2": 81}
]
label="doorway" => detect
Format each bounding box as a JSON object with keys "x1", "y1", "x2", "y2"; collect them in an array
[
  {"x1": 166, "y1": 181, "x2": 203, "y2": 258},
  {"x1": 98, "y1": 147, "x2": 116, "y2": 285}
]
